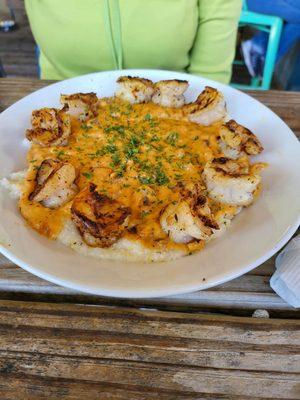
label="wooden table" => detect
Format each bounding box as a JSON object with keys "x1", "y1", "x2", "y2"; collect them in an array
[{"x1": 0, "y1": 78, "x2": 299, "y2": 399}]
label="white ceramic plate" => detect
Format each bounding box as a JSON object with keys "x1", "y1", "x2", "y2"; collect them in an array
[{"x1": 0, "y1": 69, "x2": 299, "y2": 298}]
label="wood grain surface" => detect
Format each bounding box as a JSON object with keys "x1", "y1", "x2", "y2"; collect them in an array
[
  {"x1": 0, "y1": 78, "x2": 300, "y2": 315},
  {"x1": 0, "y1": 1, "x2": 37, "y2": 77},
  {"x1": 0, "y1": 299, "x2": 299, "y2": 399}
]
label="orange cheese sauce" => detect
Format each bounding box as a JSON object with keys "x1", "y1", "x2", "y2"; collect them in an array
[{"x1": 19, "y1": 98, "x2": 225, "y2": 253}]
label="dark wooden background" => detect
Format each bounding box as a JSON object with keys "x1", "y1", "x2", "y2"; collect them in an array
[{"x1": 0, "y1": 0, "x2": 37, "y2": 77}]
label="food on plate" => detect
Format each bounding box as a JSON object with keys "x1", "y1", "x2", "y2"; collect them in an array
[
  {"x1": 183, "y1": 86, "x2": 227, "y2": 126},
  {"x1": 29, "y1": 159, "x2": 78, "y2": 208},
  {"x1": 152, "y1": 80, "x2": 188, "y2": 108},
  {"x1": 1, "y1": 76, "x2": 266, "y2": 262},
  {"x1": 202, "y1": 157, "x2": 262, "y2": 206},
  {"x1": 26, "y1": 108, "x2": 71, "y2": 146},
  {"x1": 219, "y1": 119, "x2": 263, "y2": 159},
  {"x1": 116, "y1": 76, "x2": 154, "y2": 104},
  {"x1": 60, "y1": 92, "x2": 99, "y2": 121}
]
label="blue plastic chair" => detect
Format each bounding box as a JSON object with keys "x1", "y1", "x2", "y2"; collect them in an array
[{"x1": 232, "y1": 0, "x2": 283, "y2": 90}]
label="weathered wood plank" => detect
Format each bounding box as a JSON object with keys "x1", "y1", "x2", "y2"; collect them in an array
[
  {"x1": 0, "y1": 0, "x2": 37, "y2": 77},
  {"x1": 0, "y1": 376, "x2": 225, "y2": 400},
  {"x1": 1, "y1": 353, "x2": 299, "y2": 399},
  {"x1": 1, "y1": 328, "x2": 298, "y2": 373},
  {"x1": 0, "y1": 300, "x2": 299, "y2": 399},
  {"x1": 0, "y1": 300, "x2": 299, "y2": 345}
]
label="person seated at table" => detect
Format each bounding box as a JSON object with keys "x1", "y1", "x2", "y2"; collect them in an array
[{"x1": 24, "y1": 0, "x2": 242, "y2": 84}]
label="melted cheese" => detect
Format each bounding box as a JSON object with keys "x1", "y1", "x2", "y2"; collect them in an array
[{"x1": 19, "y1": 98, "x2": 229, "y2": 253}]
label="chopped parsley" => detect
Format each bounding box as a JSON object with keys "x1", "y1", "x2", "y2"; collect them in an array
[
  {"x1": 144, "y1": 113, "x2": 152, "y2": 121},
  {"x1": 116, "y1": 163, "x2": 126, "y2": 177},
  {"x1": 88, "y1": 148, "x2": 106, "y2": 159},
  {"x1": 111, "y1": 152, "x2": 121, "y2": 166},
  {"x1": 104, "y1": 125, "x2": 125, "y2": 136},
  {"x1": 104, "y1": 143, "x2": 117, "y2": 153},
  {"x1": 174, "y1": 173, "x2": 183, "y2": 180},
  {"x1": 81, "y1": 123, "x2": 92, "y2": 131},
  {"x1": 138, "y1": 166, "x2": 169, "y2": 186},
  {"x1": 150, "y1": 134, "x2": 159, "y2": 142},
  {"x1": 82, "y1": 172, "x2": 93, "y2": 179},
  {"x1": 166, "y1": 131, "x2": 179, "y2": 146},
  {"x1": 124, "y1": 141, "x2": 139, "y2": 159},
  {"x1": 139, "y1": 175, "x2": 154, "y2": 185},
  {"x1": 56, "y1": 150, "x2": 65, "y2": 160},
  {"x1": 154, "y1": 166, "x2": 169, "y2": 186}
]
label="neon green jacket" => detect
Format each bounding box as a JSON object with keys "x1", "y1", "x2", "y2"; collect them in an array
[{"x1": 25, "y1": 0, "x2": 241, "y2": 83}]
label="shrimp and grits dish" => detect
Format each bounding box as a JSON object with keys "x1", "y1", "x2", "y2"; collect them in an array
[{"x1": 1, "y1": 76, "x2": 265, "y2": 262}]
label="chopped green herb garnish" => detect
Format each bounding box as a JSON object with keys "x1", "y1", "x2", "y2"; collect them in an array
[
  {"x1": 155, "y1": 167, "x2": 169, "y2": 186},
  {"x1": 144, "y1": 113, "x2": 152, "y2": 121},
  {"x1": 150, "y1": 134, "x2": 159, "y2": 142},
  {"x1": 139, "y1": 175, "x2": 154, "y2": 185},
  {"x1": 166, "y1": 131, "x2": 179, "y2": 146},
  {"x1": 140, "y1": 161, "x2": 152, "y2": 172},
  {"x1": 129, "y1": 135, "x2": 140, "y2": 147},
  {"x1": 104, "y1": 125, "x2": 125, "y2": 136},
  {"x1": 124, "y1": 142, "x2": 139, "y2": 159},
  {"x1": 174, "y1": 173, "x2": 183, "y2": 180},
  {"x1": 111, "y1": 152, "x2": 121, "y2": 166},
  {"x1": 95, "y1": 149, "x2": 104, "y2": 156},
  {"x1": 56, "y1": 150, "x2": 65, "y2": 160},
  {"x1": 115, "y1": 163, "x2": 126, "y2": 177},
  {"x1": 88, "y1": 148, "x2": 105, "y2": 159},
  {"x1": 149, "y1": 120, "x2": 158, "y2": 128},
  {"x1": 82, "y1": 172, "x2": 93, "y2": 179},
  {"x1": 81, "y1": 123, "x2": 91, "y2": 131},
  {"x1": 104, "y1": 143, "x2": 117, "y2": 153}
]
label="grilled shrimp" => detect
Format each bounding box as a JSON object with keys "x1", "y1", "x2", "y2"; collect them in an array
[
  {"x1": 116, "y1": 76, "x2": 154, "y2": 104},
  {"x1": 60, "y1": 92, "x2": 99, "y2": 121},
  {"x1": 184, "y1": 86, "x2": 227, "y2": 126},
  {"x1": 219, "y1": 119, "x2": 263, "y2": 159},
  {"x1": 152, "y1": 79, "x2": 188, "y2": 108},
  {"x1": 71, "y1": 183, "x2": 130, "y2": 247},
  {"x1": 160, "y1": 185, "x2": 219, "y2": 243},
  {"x1": 26, "y1": 108, "x2": 71, "y2": 147},
  {"x1": 203, "y1": 157, "x2": 261, "y2": 206},
  {"x1": 29, "y1": 159, "x2": 78, "y2": 208}
]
